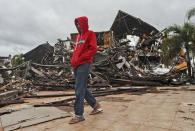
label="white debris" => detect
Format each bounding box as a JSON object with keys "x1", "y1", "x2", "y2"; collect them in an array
[
  {"x1": 126, "y1": 35, "x2": 140, "y2": 47},
  {"x1": 116, "y1": 56, "x2": 126, "y2": 69},
  {"x1": 151, "y1": 64, "x2": 171, "y2": 75}
]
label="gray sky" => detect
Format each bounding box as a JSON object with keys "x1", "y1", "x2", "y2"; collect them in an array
[{"x1": 0, "y1": 0, "x2": 194, "y2": 56}]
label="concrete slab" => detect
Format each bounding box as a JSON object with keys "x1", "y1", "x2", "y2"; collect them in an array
[{"x1": 0, "y1": 107, "x2": 71, "y2": 131}]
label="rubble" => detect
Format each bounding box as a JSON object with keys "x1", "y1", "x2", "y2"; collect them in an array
[
  {"x1": 0, "y1": 10, "x2": 194, "y2": 131},
  {"x1": 0, "y1": 10, "x2": 192, "y2": 111},
  {"x1": 0, "y1": 55, "x2": 12, "y2": 87}
]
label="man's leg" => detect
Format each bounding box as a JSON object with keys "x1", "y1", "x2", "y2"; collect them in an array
[
  {"x1": 73, "y1": 68, "x2": 77, "y2": 117},
  {"x1": 85, "y1": 88, "x2": 102, "y2": 115},
  {"x1": 85, "y1": 88, "x2": 98, "y2": 108},
  {"x1": 83, "y1": 68, "x2": 102, "y2": 115},
  {"x1": 74, "y1": 63, "x2": 91, "y2": 117}
]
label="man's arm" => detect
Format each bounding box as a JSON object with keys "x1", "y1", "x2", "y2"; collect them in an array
[{"x1": 79, "y1": 32, "x2": 97, "y2": 61}]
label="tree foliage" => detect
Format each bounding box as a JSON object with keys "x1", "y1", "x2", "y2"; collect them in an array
[
  {"x1": 11, "y1": 54, "x2": 24, "y2": 67},
  {"x1": 161, "y1": 7, "x2": 195, "y2": 66},
  {"x1": 186, "y1": 7, "x2": 195, "y2": 21}
]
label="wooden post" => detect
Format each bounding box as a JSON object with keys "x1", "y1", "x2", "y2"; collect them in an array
[{"x1": 23, "y1": 61, "x2": 31, "y2": 79}]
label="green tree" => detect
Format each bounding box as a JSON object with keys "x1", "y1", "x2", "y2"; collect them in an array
[
  {"x1": 11, "y1": 54, "x2": 24, "y2": 67},
  {"x1": 161, "y1": 7, "x2": 195, "y2": 78},
  {"x1": 186, "y1": 7, "x2": 195, "y2": 22}
]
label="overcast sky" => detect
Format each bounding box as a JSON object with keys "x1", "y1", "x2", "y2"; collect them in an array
[{"x1": 0, "y1": 0, "x2": 194, "y2": 56}]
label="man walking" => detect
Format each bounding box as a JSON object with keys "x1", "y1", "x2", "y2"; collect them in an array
[{"x1": 69, "y1": 16, "x2": 102, "y2": 124}]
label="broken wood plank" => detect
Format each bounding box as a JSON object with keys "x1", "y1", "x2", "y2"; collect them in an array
[
  {"x1": 0, "y1": 62, "x2": 27, "y2": 71},
  {"x1": 0, "y1": 100, "x2": 25, "y2": 108},
  {"x1": 34, "y1": 103, "x2": 71, "y2": 107},
  {"x1": 33, "y1": 87, "x2": 150, "y2": 107},
  {"x1": 31, "y1": 62, "x2": 68, "y2": 68},
  {"x1": 110, "y1": 78, "x2": 162, "y2": 86},
  {"x1": 25, "y1": 93, "x2": 75, "y2": 98},
  {"x1": 0, "y1": 91, "x2": 18, "y2": 101},
  {"x1": 31, "y1": 67, "x2": 45, "y2": 77}
]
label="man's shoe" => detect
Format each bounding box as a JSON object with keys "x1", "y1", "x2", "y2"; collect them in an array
[
  {"x1": 90, "y1": 104, "x2": 103, "y2": 115},
  {"x1": 69, "y1": 116, "x2": 85, "y2": 124}
]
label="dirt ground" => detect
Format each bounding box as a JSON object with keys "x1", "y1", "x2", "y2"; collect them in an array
[{"x1": 1, "y1": 85, "x2": 195, "y2": 131}]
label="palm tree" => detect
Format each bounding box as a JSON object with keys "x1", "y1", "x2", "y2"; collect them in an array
[
  {"x1": 184, "y1": 8, "x2": 195, "y2": 79},
  {"x1": 161, "y1": 7, "x2": 195, "y2": 78},
  {"x1": 186, "y1": 7, "x2": 195, "y2": 22}
]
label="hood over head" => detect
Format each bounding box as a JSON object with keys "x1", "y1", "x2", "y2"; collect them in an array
[{"x1": 75, "y1": 16, "x2": 89, "y2": 34}]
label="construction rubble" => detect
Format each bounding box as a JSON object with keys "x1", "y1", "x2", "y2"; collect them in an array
[
  {"x1": 0, "y1": 10, "x2": 191, "y2": 106},
  {"x1": 0, "y1": 10, "x2": 194, "y2": 130}
]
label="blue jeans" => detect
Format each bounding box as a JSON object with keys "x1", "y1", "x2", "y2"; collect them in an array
[{"x1": 74, "y1": 63, "x2": 98, "y2": 118}]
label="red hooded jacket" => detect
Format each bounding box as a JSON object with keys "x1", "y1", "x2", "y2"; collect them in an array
[{"x1": 71, "y1": 16, "x2": 97, "y2": 68}]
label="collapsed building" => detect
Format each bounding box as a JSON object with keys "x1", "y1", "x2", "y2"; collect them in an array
[
  {"x1": 110, "y1": 10, "x2": 164, "y2": 68},
  {"x1": 111, "y1": 10, "x2": 159, "y2": 40},
  {"x1": 22, "y1": 10, "x2": 164, "y2": 68},
  {"x1": 23, "y1": 42, "x2": 54, "y2": 64},
  {"x1": 0, "y1": 10, "x2": 190, "y2": 108}
]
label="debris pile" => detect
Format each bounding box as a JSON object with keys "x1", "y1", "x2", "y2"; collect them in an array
[{"x1": 0, "y1": 10, "x2": 191, "y2": 108}]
